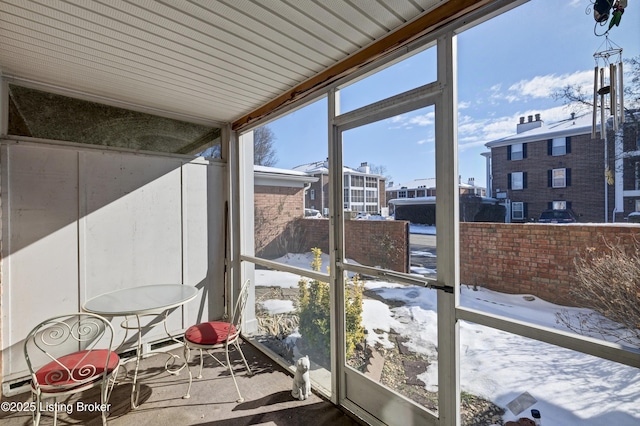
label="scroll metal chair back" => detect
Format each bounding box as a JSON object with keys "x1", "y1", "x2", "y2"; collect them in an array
[
  {"x1": 183, "y1": 279, "x2": 253, "y2": 402},
  {"x1": 23, "y1": 312, "x2": 120, "y2": 426}
]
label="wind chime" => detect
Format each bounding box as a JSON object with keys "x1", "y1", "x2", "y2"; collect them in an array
[
  {"x1": 590, "y1": 0, "x2": 626, "y2": 141},
  {"x1": 591, "y1": 37, "x2": 624, "y2": 143}
]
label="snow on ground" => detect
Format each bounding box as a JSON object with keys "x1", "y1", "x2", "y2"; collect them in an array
[
  {"x1": 409, "y1": 224, "x2": 436, "y2": 235},
  {"x1": 409, "y1": 265, "x2": 437, "y2": 275},
  {"x1": 259, "y1": 299, "x2": 295, "y2": 314},
  {"x1": 256, "y1": 252, "x2": 640, "y2": 426}
]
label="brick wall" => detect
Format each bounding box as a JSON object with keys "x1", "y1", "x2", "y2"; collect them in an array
[
  {"x1": 460, "y1": 222, "x2": 640, "y2": 305},
  {"x1": 492, "y1": 134, "x2": 606, "y2": 223},
  {"x1": 254, "y1": 185, "x2": 305, "y2": 257},
  {"x1": 292, "y1": 218, "x2": 410, "y2": 273}
]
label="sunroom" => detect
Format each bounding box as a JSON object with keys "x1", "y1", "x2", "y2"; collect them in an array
[{"x1": 1, "y1": 1, "x2": 639, "y2": 425}]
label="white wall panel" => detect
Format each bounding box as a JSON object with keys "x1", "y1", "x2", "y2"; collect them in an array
[
  {"x1": 182, "y1": 161, "x2": 225, "y2": 327},
  {"x1": 79, "y1": 152, "x2": 183, "y2": 295},
  {"x1": 79, "y1": 151, "x2": 185, "y2": 345},
  {"x1": 2, "y1": 142, "x2": 225, "y2": 383},
  {"x1": 1, "y1": 144, "x2": 79, "y2": 379}
]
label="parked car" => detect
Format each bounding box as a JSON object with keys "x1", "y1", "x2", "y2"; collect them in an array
[
  {"x1": 538, "y1": 209, "x2": 577, "y2": 224},
  {"x1": 304, "y1": 208, "x2": 322, "y2": 218}
]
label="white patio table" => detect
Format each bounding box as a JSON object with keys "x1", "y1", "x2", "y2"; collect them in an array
[{"x1": 83, "y1": 284, "x2": 198, "y2": 408}]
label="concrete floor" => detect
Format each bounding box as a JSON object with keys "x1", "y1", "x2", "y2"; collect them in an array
[{"x1": 0, "y1": 341, "x2": 362, "y2": 426}]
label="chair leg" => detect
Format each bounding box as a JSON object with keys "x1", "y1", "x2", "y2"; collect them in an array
[
  {"x1": 233, "y1": 340, "x2": 252, "y2": 376},
  {"x1": 101, "y1": 381, "x2": 108, "y2": 426},
  {"x1": 225, "y1": 343, "x2": 244, "y2": 403},
  {"x1": 197, "y1": 348, "x2": 204, "y2": 379},
  {"x1": 183, "y1": 345, "x2": 193, "y2": 399},
  {"x1": 53, "y1": 396, "x2": 58, "y2": 426},
  {"x1": 32, "y1": 391, "x2": 41, "y2": 426}
]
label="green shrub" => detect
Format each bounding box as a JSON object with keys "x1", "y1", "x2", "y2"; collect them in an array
[{"x1": 298, "y1": 248, "x2": 365, "y2": 359}]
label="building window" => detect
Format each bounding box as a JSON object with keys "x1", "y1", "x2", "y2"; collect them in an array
[
  {"x1": 512, "y1": 202, "x2": 525, "y2": 220},
  {"x1": 549, "y1": 168, "x2": 571, "y2": 188},
  {"x1": 398, "y1": 190, "x2": 407, "y2": 198},
  {"x1": 310, "y1": 189, "x2": 315, "y2": 200},
  {"x1": 509, "y1": 171, "x2": 526, "y2": 190},
  {"x1": 635, "y1": 162, "x2": 640, "y2": 190},
  {"x1": 344, "y1": 188, "x2": 349, "y2": 203},
  {"x1": 366, "y1": 176, "x2": 377, "y2": 188},
  {"x1": 366, "y1": 189, "x2": 378, "y2": 203},
  {"x1": 508, "y1": 143, "x2": 525, "y2": 160},
  {"x1": 548, "y1": 137, "x2": 571, "y2": 156},
  {"x1": 636, "y1": 200, "x2": 640, "y2": 212},
  {"x1": 351, "y1": 175, "x2": 364, "y2": 187},
  {"x1": 351, "y1": 189, "x2": 364, "y2": 203},
  {"x1": 552, "y1": 200, "x2": 567, "y2": 210}
]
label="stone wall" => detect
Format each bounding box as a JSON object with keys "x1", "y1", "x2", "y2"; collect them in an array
[{"x1": 460, "y1": 222, "x2": 640, "y2": 305}]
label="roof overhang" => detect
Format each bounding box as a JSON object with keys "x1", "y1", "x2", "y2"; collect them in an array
[
  {"x1": 254, "y1": 165, "x2": 318, "y2": 188},
  {"x1": 1, "y1": 0, "x2": 506, "y2": 133}
]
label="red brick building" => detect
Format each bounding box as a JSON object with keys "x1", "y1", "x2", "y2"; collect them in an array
[
  {"x1": 254, "y1": 166, "x2": 317, "y2": 257},
  {"x1": 485, "y1": 112, "x2": 640, "y2": 223}
]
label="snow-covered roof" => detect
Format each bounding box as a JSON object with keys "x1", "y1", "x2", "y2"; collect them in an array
[
  {"x1": 387, "y1": 178, "x2": 436, "y2": 191},
  {"x1": 254, "y1": 165, "x2": 310, "y2": 177},
  {"x1": 293, "y1": 160, "x2": 383, "y2": 177},
  {"x1": 254, "y1": 164, "x2": 317, "y2": 187},
  {"x1": 388, "y1": 195, "x2": 498, "y2": 205},
  {"x1": 485, "y1": 113, "x2": 599, "y2": 148},
  {"x1": 292, "y1": 160, "x2": 328, "y2": 174}
]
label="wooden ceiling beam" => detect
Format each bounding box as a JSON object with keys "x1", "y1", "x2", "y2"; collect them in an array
[{"x1": 232, "y1": 0, "x2": 495, "y2": 131}]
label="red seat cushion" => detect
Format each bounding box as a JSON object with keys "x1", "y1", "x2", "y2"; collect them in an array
[
  {"x1": 34, "y1": 349, "x2": 119, "y2": 392},
  {"x1": 185, "y1": 321, "x2": 236, "y2": 345}
]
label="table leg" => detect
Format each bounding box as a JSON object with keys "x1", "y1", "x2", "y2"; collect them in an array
[{"x1": 131, "y1": 314, "x2": 143, "y2": 409}]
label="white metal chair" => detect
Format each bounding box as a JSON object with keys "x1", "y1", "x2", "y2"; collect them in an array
[
  {"x1": 23, "y1": 313, "x2": 120, "y2": 426},
  {"x1": 182, "y1": 279, "x2": 253, "y2": 402}
]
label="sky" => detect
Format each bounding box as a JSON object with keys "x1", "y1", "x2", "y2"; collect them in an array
[
  {"x1": 264, "y1": 0, "x2": 640, "y2": 188},
  {"x1": 255, "y1": 249, "x2": 640, "y2": 426}
]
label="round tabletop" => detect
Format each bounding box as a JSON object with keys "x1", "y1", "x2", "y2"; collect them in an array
[{"x1": 83, "y1": 284, "x2": 199, "y2": 316}]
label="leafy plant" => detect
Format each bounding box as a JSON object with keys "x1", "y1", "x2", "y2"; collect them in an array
[
  {"x1": 298, "y1": 247, "x2": 365, "y2": 359},
  {"x1": 345, "y1": 273, "x2": 366, "y2": 356}
]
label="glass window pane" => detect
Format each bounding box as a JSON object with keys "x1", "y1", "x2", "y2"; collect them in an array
[
  {"x1": 339, "y1": 46, "x2": 436, "y2": 114},
  {"x1": 348, "y1": 276, "x2": 439, "y2": 414},
  {"x1": 248, "y1": 260, "x2": 332, "y2": 396},
  {"x1": 253, "y1": 99, "x2": 329, "y2": 261},
  {"x1": 512, "y1": 202, "x2": 524, "y2": 220},
  {"x1": 511, "y1": 172, "x2": 523, "y2": 190},
  {"x1": 460, "y1": 321, "x2": 640, "y2": 425},
  {"x1": 343, "y1": 105, "x2": 435, "y2": 275},
  {"x1": 552, "y1": 168, "x2": 566, "y2": 188},
  {"x1": 552, "y1": 137, "x2": 567, "y2": 156},
  {"x1": 552, "y1": 200, "x2": 567, "y2": 210},
  {"x1": 511, "y1": 143, "x2": 523, "y2": 160}
]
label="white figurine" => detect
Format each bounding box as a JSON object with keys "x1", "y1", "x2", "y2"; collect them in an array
[{"x1": 292, "y1": 355, "x2": 311, "y2": 401}]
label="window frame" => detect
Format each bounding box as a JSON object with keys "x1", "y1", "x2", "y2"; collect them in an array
[
  {"x1": 512, "y1": 201, "x2": 525, "y2": 220},
  {"x1": 509, "y1": 143, "x2": 524, "y2": 161},
  {"x1": 511, "y1": 171, "x2": 524, "y2": 190},
  {"x1": 552, "y1": 168, "x2": 567, "y2": 188}
]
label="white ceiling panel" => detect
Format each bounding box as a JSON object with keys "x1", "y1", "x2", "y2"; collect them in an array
[{"x1": 0, "y1": 0, "x2": 465, "y2": 126}]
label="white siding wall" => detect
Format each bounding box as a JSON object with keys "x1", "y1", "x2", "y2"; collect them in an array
[{"x1": 1, "y1": 141, "x2": 226, "y2": 382}]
